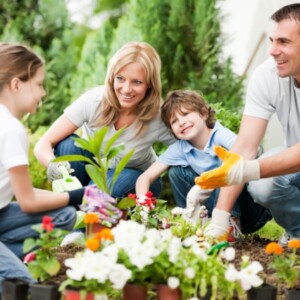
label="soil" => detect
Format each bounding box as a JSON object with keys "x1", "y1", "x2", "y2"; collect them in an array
[{"x1": 51, "y1": 235, "x2": 300, "y2": 299}]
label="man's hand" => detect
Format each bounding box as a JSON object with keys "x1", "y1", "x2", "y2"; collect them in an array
[
  {"x1": 203, "y1": 208, "x2": 231, "y2": 241},
  {"x1": 47, "y1": 161, "x2": 73, "y2": 182},
  {"x1": 195, "y1": 146, "x2": 260, "y2": 189}
]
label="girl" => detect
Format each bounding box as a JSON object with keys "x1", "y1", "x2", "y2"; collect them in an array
[
  {"x1": 0, "y1": 43, "x2": 83, "y2": 291},
  {"x1": 34, "y1": 41, "x2": 175, "y2": 198}
]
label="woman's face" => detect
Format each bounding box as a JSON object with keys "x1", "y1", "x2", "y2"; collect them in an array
[{"x1": 113, "y1": 62, "x2": 148, "y2": 113}]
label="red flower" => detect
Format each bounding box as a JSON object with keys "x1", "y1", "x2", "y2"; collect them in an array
[
  {"x1": 42, "y1": 215, "x2": 54, "y2": 232},
  {"x1": 128, "y1": 193, "x2": 137, "y2": 200}
]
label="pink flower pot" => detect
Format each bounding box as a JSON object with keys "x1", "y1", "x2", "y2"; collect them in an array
[{"x1": 64, "y1": 289, "x2": 96, "y2": 300}]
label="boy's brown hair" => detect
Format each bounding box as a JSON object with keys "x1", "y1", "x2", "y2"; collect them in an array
[{"x1": 161, "y1": 90, "x2": 216, "y2": 133}]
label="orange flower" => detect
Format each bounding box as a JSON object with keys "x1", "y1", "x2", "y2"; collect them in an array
[
  {"x1": 265, "y1": 242, "x2": 284, "y2": 255},
  {"x1": 94, "y1": 228, "x2": 113, "y2": 241},
  {"x1": 288, "y1": 239, "x2": 300, "y2": 249},
  {"x1": 86, "y1": 237, "x2": 100, "y2": 251},
  {"x1": 84, "y1": 213, "x2": 99, "y2": 224}
]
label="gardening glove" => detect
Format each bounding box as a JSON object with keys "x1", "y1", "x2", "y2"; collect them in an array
[
  {"x1": 47, "y1": 161, "x2": 74, "y2": 182},
  {"x1": 172, "y1": 185, "x2": 212, "y2": 223},
  {"x1": 195, "y1": 146, "x2": 260, "y2": 189},
  {"x1": 204, "y1": 208, "x2": 231, "y2": 241}
]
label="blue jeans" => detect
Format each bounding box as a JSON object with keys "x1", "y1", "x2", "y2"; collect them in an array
[
  {"x1": 54, "y1": 134, "x2": 162, "y2": 198},
  {"x1": 0, "y1": 242, "x2": 35, "y2": 294},
  {"x1": 248, "y1": 146, "x2": 300, "y2": 236},
  {"x1": 169, "y1": 166, "x2": 271, "y2": 234},
  {"x1": 0, "y1": 202, "x2": 76, "y2": 290}
]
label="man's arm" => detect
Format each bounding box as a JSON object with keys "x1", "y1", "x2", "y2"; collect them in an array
[
  {"x1": 211, "y1": 115, "x2": 268, "y2": 211},
  {"x1": 259, "y1": 143, "x2": 300, "y2": 177},
  {"x1": 202, "y1": 116, "x2": 268, "y2": 240}
]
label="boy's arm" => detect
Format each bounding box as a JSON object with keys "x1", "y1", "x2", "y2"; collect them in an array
[{"x1": 136, "y1": 161, "x2": 169, "y2": 197}]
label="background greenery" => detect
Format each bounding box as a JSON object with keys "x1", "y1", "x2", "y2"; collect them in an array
[{"x1": 1, "y1": 0, "x2": 244, "y2": 193}]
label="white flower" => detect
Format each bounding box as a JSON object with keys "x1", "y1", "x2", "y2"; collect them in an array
[
  {"x1": 112, "y1": 220, "x2": 145, "y2": 251},
  {"x1": 167, "y1": 277, "x2": 180, "y2": 289},
  {"x1": 184, "y1": 267, "x2": 196, "y2": 279},
  {"x1": 109, "y1": 264, "x2": 132, "y2": 289},
  {"x1": 221, "y1": 247, "x2": 236, "y2": 261},
  {"x1": 167, "y1": 237, "x2": 182, "y2": 263},
  {"x1": 225, "y1": 264, "x2": 240, "y2": 282},
  {"x1": 128, "y1": 242, "x2": 155, "y2": 270},
  {"x1": 239, "y1": 261, "x2": 263, "y2": 291},
  {"x1": 94, "y1": 295, "x2": 108, "y2": 300}
]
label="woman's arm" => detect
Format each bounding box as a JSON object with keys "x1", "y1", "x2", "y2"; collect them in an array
[
  {"x1": 135, "y1": 161, "x2": 169, "y2": 197},
  {"x1": 34, "y1": 114, "x2": 78, "y2": 167}
]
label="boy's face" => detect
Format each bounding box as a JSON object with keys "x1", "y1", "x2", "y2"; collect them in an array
[{"x1": 169, "y1": 108, "x2": 210, "y2": 144}]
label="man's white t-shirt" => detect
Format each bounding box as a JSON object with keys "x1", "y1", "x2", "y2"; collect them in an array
[
  {"x1": 0, "y1": 104, "x2": 29, "y2": 208},
  {"x1": 64, "y1": 86, "x2": 175, "y2": 171},
  {"x1": 244, "y1": 57, "x2": 300, "y2": 147}
]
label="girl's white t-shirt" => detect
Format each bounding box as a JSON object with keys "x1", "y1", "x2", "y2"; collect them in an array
[{"x1": 0, "y1": 104, "x2": 29, "y2": 208}]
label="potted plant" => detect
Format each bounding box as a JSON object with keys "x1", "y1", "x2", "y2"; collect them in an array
[
  {"x1": 23, "y1": 215, "x2": 68, "y2": 300},
  {"x1": 265, "y1": 240, "x2": 300, "y2": 300},
  {"x1": 60, "y1": 227, "x2": 131, "y2": 300}
]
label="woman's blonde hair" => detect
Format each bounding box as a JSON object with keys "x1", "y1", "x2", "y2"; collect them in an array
[{"x1": 94, "y1": 41, "x2": 162, "y2": 132}]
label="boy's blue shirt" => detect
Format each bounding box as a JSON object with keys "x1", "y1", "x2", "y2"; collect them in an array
[{"x1": 157, "y1": 121, "x2": 236, "y2": 175}]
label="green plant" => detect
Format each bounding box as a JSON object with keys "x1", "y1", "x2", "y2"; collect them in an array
[
  {"x1": 53, "y1": 126, "x2": 135, "y2": 196},
  {"x1": 23, "y1": 216, "x2": 68, "y2": 282},
  {"x1": 265, "y1": 240, "x2": 300, "y2": 289}
]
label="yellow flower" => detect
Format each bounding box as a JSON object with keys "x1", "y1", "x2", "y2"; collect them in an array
[{"x1": 84, "y1": 212, "x2": 99, "y2": 224}]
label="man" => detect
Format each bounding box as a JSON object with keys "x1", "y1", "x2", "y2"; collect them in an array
[{"x1": 196, "y1": 3, "x2": 300, "y2": 246}]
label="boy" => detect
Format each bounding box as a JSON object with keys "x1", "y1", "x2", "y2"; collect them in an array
[{"x1": 136, "y1": 90, "x2": 239, "y2": 222}]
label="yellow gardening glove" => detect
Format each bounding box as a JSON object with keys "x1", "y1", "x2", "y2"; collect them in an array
[{"x1": 195, "y1": 146, "x2": 260, "y2": 189}]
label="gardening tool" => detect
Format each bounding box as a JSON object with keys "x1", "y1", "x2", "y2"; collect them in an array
[{"x1": 52, "y1": 166, "x2": 82, "y2": 193}]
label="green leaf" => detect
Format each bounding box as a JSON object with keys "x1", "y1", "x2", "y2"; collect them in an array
[
  {"x1": 117, "y1": 197, "x2": 136, "y2": 209},
  {"x1": 93, "y1": 127, "x2": 109, "y2": 157},
  {"x1": 110, "y1": 148, "x2": 135, "y2": 192},
  {"x1": 106, "y1": 144, "x2": 125, "y2": 160},
  {"x1": 103, "y1": 127, "x2": 125, "y2": 156},
  {"x1": 42, "y1": 256, "x2": 61, "y2": 276},
  {"x1": 53, "y1": 154, "x2": 95, "y2": 165},
  {"x1": 86, "y1": 164, "x2": 108, "y2": 193},
  {"x1": 73, "y1": 136, "x2": 94, "y2": 153},
  {"x1": 23, "y1": 238, "x2": 38, "y2": 253}
]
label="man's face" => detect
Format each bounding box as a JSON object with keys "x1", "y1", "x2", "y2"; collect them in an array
[{"x1": 269, "y1": 18, "x2": 300, "y2": 85}]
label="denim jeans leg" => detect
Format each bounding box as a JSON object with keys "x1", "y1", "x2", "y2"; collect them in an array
[
  {"x1": 0, "y1": 242, "x2": 36, "y2": 294},
  {"x1": 106, "y1": 168, "x2": 162, "y2": 199},
  {"x1": 54, "y1": 134, "x2": 94, "y2": 186},
  {"x1": 248, "y1": 172, "x2": 300, "y2": 236},
  {"x1": 247, "y1": 146, "x2": 300, "y2": 236},
  {"x1": 0, "y1": 203, "x2": 76, "y2": 258}
]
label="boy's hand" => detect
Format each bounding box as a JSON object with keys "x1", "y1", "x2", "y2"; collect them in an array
[
  {"x1": 195, "y1": 146, "x2": 260, "y2": 189},
  {"x1": 203, "y1": 208, "x2": 231, "y2": 241}
]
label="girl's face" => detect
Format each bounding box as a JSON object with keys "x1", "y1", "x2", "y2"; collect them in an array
[
  {"x1": 170, "y1": 107, "x2": 210, "y2": 145},
  {"x1": 113, "y1": 62, "x2": 148, "y2": 113},
  {"x1": 16, "y1": 66, "x2": 46, "y2": 117}
]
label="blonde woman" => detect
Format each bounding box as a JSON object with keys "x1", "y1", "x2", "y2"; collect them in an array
[{"x1": 34, "y1": 42, "x2": 175, "y2": 198}]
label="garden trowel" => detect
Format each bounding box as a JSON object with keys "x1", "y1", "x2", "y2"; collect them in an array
[{"x1": 52, "y1": 166, "x2": 82, "y2": 193}]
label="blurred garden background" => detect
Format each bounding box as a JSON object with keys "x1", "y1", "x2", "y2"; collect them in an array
[{"x1": 0, "y1": 0, "x2": 290, "y2": 200}]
